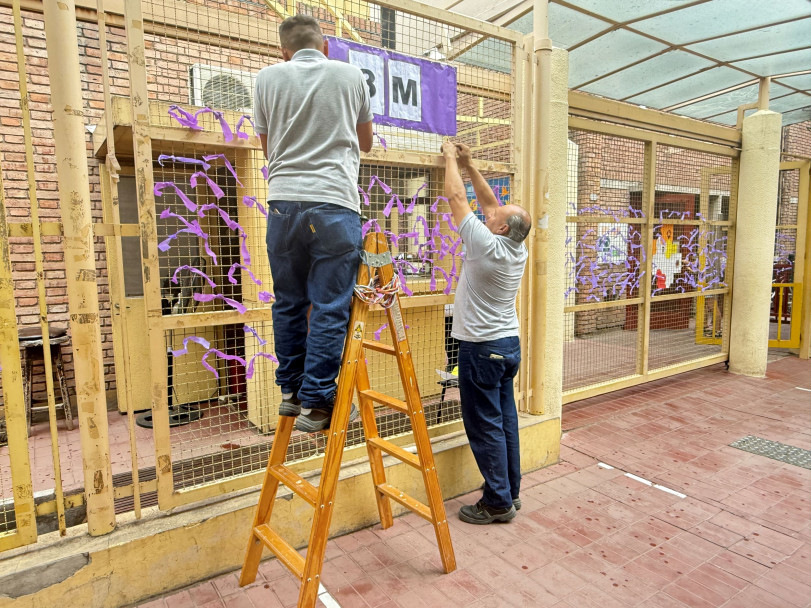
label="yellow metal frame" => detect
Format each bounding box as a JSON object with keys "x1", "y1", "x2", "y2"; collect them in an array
[
  {"x1": 564, "y1": 114, "x2": 740, "y2": 403},
  {"x1": 769, "y1": 160, "x2": 809, "y2": 351}
]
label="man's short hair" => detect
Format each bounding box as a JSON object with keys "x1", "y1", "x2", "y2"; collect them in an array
[
  {"x1": 505, "y1": 211, "x2": 531, "y2": 243},
  {"x1": 279, "y1": 15, "x2": 323, "y2": 52}
]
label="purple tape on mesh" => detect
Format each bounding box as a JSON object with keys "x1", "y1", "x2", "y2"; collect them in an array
[
  {"x1": 171, "y1": 335, "x2": 211, "y2": 357},
  {"x1": 171, "y1": 265, "x2": 217, "y2": 289},
  {"x1": 203, "y1": 154, "x2": 243, "y2": 187},
  {"x1": 243, "y1": 324, "x2": 267, "y2": 346},
  {"x1": 430, "y1": 195, "x2": 448, "y2": 213},
  {"x1": 201, "y1": 348, "x2": 246, "y2": 378},
  {"x1": 158, "y1": 209, "x2": 218, "y2": 264},
  {"x1": 154, "y1": 182, "x2": 197, "y2": 213},
  {"x1": 261, "y1": 166, "x2": 269, "y2": 181},
  {"x1": 158, "y1": 154, "x2": 211, "y2": 171},
  {"x1": 405, "y1": 182, "x2": 427, "y2": 213},
  {"x1": 368, "y1": 176, "x2": 392, "y2": 194},
  {"x1": 245, "y1": 352, "x2": 278, "y2": 379},
  {"x1": 361, "y1": 219, "x2": 381, "y2": 236},
  {"x1": 196, "y1": 203, "x2": 251, "y2": 265},
  {"x1": 193, "y1": 292, "x2": 247, "y2": 314},
  {"x1": 168, "y1": 105, "x2": 203, "y2": 130},
  {"x1": 190, "y1": 172, "x2": 225, "y2": 200},
  {"x1": 382, "y1": 194, "x2": 404, "y2": 218},
  {"x1": 241, "y1": 195, "x2": 267, "y2": 218},
  {"x1": 228, "y1": 263, "x2": 261, "y2": 286},
  {"x1": 358, "y1": 185, "x2": 371, "y2": 207},
  {"x1": 373, "y1": 132, "x2": 388, "y2": 150},
  {"x1": 235, "y1": 115, "x2": 255, "y2": 140},
  {"x1": 258, "y1": 291, "x2": 274, "y2": 303},
  {"x1": 373, "y1": 323, "x2": 389, "y2": 341}
]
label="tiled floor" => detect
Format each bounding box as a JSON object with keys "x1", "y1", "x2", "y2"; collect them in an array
[{"x1": 138, "y1": 355, "x2": 810, "y2": 607}]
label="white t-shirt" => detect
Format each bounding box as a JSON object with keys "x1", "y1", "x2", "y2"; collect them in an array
[
  {"x1": 254, "y1": 49, "x2": 373, "y2": 212},
  {"x1": 451, "y1": 214, "x2": 528, "y2": 342}
]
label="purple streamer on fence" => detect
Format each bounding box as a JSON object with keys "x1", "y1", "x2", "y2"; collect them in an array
[
  {"x1": 405, "y1": 183, "x2": 427, "y2": 213},
  {"x1": 228, "y1": 263, "x2": 261, "y2": 286},
  {"x1": 245, "y1": 352, "x2": 278, "y2": 379},
  {"x1": 167, "y1": 105, "x2": 203, "y2": 130},
  {"x1": 171, "y1": 335, "x2": 211, "y2": 357},
  {"x1": 243, "y1": 324, "x2": 267, "y2": 347},
  {"x1": 258, "y1": 291, "x2": 274, "y2": 303},
  {"x1": 235, "y1": 115, "x2": 255, "y2": 140},
  {"x1": 154, "y1": 182, "x2": 197, "y2": 213},
  {"x1": 203, "y1": 154, "x2": 243, "y2": 187},
  {"x1": 190, "y1": 171, "x2": 225, "y2": 200},
  {"x1": 261, "y1": 166, "x2": 269, "y2": 181},
  {"x1": 171, "y1": 265, "x2": 217, "y2": 289},
  {"x1": 201, "y1": 349, "x2": 246, "y2": 378},
  {"x1": 158, "y1": 154, "x2": 211, "y2": 171},
  {"x1": 193, "y1": 292, "x2": 246, "y2": 314},
  {"x1": 241, "y1": 195, "x2": 267, "y2": 218},
  {"x1": 158, "y1": 209, "x2": 218, "y2": 264},
  {"x1": 196, "y1": 203, "x2": 251, "y2": 265},
  {"x1": 373, "y1": 132, "x2": 388, "y2": 150}
]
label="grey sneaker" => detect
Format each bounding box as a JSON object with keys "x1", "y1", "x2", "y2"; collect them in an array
[
  {"x1": 459, "y1": 500, "x2": 516, "y2": 525},
  {"x1": 480, "y1": 483, "x2": 521, "y2": 510},
  {"x1": 295, "y1": 404, "x2": 359, "y2": 433},
  {"x1": 278, "y1": 395, "x2": 301, "y2": 417}
]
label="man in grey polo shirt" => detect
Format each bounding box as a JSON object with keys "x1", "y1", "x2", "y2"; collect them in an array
[
  {"x1": 254, "y1": 14, "x2": 373, "y2": 432},
  {"x1": 441, "y1": 141, "x2": 530, "y2": 524}
]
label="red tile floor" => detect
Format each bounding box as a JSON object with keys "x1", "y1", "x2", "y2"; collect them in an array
[{"x1": 136, "y1": 355, "x2": 811, "y2": 608}]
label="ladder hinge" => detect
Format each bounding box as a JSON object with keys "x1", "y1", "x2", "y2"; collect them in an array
[{"x1": 360, "y1": 250, "x2": 393, "y2": 268}]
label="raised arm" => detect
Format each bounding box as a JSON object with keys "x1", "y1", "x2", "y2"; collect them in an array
[
  {"x1": 442, "y1": 141, "x2": 472, "y2": 227},
  {"x1": 456, "y1": 143, "x2": 498, "y2": 216}
]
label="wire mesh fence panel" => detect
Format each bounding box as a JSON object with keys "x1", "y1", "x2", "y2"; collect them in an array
[
  {"x1": 128, "y1": 0, "x2": 519, "y2": 492},
  {"x1": 564, "y1": 130, "x2": 646, "y2": 391}
]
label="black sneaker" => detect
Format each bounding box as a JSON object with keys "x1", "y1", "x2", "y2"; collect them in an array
[
  {"x1": 480, "y1": 483, "x2": 521, "y2": 511},
  {"x1": 458, "y1": 500, "x2": 516, "y2": 525},
  {"x1": 295, "y1": 404, "x2": 359, "y2": 433},
  {"x1": 278, "y1": 395, "x2": 301, "y2": 417}
]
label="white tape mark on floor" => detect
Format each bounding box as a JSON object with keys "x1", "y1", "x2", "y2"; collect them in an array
[
  {"x1": 796, "y1": 387, "x2": 811, "y2": 392},
  {"x1": 597, "y1": 462, "x2": 614, "y2": 470},
  {"x1": 625, "y1": 473, "x2": 653, "y2": 486},
  {"x1": 318, "y1": 584, "x2": 342, "y2": 608},
  {"x1": 654, "y1": 484, "x2": 687, "y2": 499}
]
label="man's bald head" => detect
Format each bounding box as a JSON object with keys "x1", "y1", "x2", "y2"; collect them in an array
[
  {"x1": 504, "y1": 205, "x2": 531, "y2": 243},
  {"x1": 279, "y1": 14, "x2": 324, "y2": 54}
]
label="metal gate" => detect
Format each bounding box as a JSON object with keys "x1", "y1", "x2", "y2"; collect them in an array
[{"x1": 769, "y1": 160, "x2": 809, "y2": 350}]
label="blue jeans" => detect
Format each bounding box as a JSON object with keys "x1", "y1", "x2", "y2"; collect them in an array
[
  {"x1": 458, "y1": 337, "x2": 521, "y2": 510},
  {"x1": 266, "y1": 201, "x2": 361, "y2": 410}
]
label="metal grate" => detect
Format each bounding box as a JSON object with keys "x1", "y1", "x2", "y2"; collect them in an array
[{"x1": 730, "y1": 436, "x2": 811, "y2": 470}]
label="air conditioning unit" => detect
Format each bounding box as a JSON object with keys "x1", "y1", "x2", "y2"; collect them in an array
[{"x1": 189, "y1": 64, "x2": 257, "y2": 112}]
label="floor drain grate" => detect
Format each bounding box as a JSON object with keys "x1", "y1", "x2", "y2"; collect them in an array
[{"x1": 730, "y1": 435, "x2": 811, "y2": 470}]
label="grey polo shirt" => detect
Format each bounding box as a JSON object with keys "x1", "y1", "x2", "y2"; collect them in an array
[
  {"x1": 451, "y1": 213, "x2": 528, "y2": 342},
  {"x1": 253, "y1": 49, "x2": 373, "y2": 212}
]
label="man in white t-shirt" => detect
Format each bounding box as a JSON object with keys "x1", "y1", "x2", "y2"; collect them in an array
[
  {"x1": 254, "y1": 15, "x2": 373, "y2": 432},
  {"x1": 442, "y1": 141, "x2": 530, "y2": 524}
]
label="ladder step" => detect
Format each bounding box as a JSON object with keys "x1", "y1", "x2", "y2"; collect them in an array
[
  {"x1": 367, "y1": 437, "x2": 421, "y2": 469},
  {"x1": 360, "y1": 389, "x2": 408, "y2": 414},
  {"x1": 269, "y1": 465, "x2": 318, "y2": 507},
  {"x1": 362, "y1": 340, "x2": 397, "y2": 355},
  {"x1": 377, "y1": 483, "x2": 432, "y2": 522},
  {"x1": 253, "y1": 524, "x2": 305, "y2": 579}
]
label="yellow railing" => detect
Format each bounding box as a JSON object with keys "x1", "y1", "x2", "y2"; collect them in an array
[{"x1": 769, "y1": 282, "x2": 803, "y2": 349}]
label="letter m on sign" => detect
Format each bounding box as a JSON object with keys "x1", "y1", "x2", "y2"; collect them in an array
[
  {"x1": 392, "y1": 77, "x2": 417, "y2": 106},
  {"x1": 388, "y1": 60, "x2": 421, "y2": 122}
]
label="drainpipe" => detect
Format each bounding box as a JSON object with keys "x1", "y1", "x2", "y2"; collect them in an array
[{"x1": 43, "y1": 0, "x2": 115, "y2": 534}]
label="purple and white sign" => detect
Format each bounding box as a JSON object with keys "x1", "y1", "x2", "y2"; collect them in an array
[{"x1": 327, "y1": 37, "x2": 457, "y2": 136}]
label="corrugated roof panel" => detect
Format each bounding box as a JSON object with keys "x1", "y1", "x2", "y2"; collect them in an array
[
  {"x1": 569, "y1": 29, "x2": 667, "y2": 86},
  {"x1": 548, "y1": 3, "x2": 609, "y2": 49},
  {"x1": 632, "y1": 0, "x2": 811, "y2": 45},
  {"x1": 685, "y1": 19, "x2": 811, "y2": 62},
  {"x1": 673, "y1": 82, "x2": 794, "y2": 118},
  {"x1": 557, "y1": 0, "x2": 697, "y2": 23},
  {"x1": 733, "y1": 48, "x2": 811, "y2": 78},
  {"x1": 580, "y1": 50, "x2": 713, "y2": 99},
  {"x1": 626, "y1": 66, "x2": 749, "y2": 108}
]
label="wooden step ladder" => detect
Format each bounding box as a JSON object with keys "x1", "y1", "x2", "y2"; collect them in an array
[{"x1": 239, "y1": 232, "x2": 456, "y2": 607}]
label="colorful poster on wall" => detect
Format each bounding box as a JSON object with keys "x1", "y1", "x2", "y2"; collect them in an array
[
  {"x1": 327, "y1": 37, "x2": 457, "y2": 136},
  {"x1": 596, "y1": 223, "x2": 628, "y2": 265}
]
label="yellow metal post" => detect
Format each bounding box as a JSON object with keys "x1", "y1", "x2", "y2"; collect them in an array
[
  {"x1": 529, "y1": 0, "x2": 551, "y2": 415},
  {"x1": 0, "y1": 162, "x2": 37, "y2": 550},
  {"x1": 43, "y1": 0, "x2": 115, "y2": 534},
  {"x1": 13, "y1": 0, "x2": 67, "y2": 536}
]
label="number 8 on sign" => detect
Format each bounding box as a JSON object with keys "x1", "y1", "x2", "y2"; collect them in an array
[{"x1": 349, "y1": 49, "x2": 385, "y2": 116}]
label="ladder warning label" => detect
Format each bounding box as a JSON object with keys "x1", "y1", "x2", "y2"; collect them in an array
[
  {"x1": 352, "y1": 322, "x2": 364, "y2": 340},
  {"x1": 390, "y1": 303, "x2": 406, "y2": 343}
]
